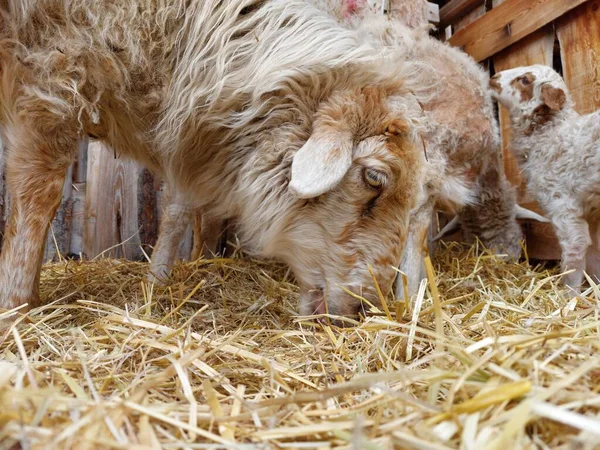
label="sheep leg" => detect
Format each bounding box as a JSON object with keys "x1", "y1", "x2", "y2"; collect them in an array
[
  {"x1": 396, "y1": 201, "x2": 433, "y2": 302},
  {"x1": 585, "y1": 219, "x2": 600, "y2": 284},
  {"x1": 148, "y1": 190, "x2": 193, "y2": 283},
  {"x1": 191, "y1": 210, "x2": 227, "y2": 260},
  {"x1": 0, "y1": 135, "x2": 75, "y2": 311},
  {"x1": 553, "y1": 214, "x2": 591, "y2": 291}
]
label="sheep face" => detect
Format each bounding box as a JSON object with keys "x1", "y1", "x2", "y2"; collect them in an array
[
  {"x1": 490, "y1": 65, "x2": 568, "y2": 118},
  {"x1": 280, "y1": 86, "x2": 423, "y2": 321}
]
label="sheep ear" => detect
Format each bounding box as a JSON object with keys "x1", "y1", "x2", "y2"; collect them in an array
[
  {"x1": 541, "y1": 84, "x2": 566, "y2": 111},
  {"x1": 289, "y1": 132, "x2": 353, "y2": 199},
  {"x1": 432, "y1": 216, "x2": 461, "y2": 242},
  {"x1": 514, "y1": 204, "x2": 550, "y2": 223}
]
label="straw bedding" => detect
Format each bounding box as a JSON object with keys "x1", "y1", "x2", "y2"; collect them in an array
[{"x1": 1, "y1": 244, "x2": 600, "y2": 449}]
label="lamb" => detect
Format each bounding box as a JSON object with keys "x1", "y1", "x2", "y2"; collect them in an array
[
  {"x1": 0, "y1": 0, "x2": 427, "y2": 319},
  {"x1": 490, "y1": 64, "x2": 600, "y2": 290}
]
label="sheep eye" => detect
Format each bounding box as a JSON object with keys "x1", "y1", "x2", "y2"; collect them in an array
[
  {"x1": 519, "y1": 76, "x2": 531, "y2": 86},
  {"x1": 364, "y1": 168, "x2": 386, "y2": 188}
]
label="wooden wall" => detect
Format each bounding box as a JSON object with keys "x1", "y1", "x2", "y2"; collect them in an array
[
  {"x1": 0, "y1": 138, "x2": 193, "y2": 262},
  {"x1": 0, "y1": 0, "x2": 598, "y2": 263}
]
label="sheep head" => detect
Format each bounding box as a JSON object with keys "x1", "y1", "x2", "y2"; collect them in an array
[{"x1": 279, "y1": 84, "x2": 424, "y2": 321}]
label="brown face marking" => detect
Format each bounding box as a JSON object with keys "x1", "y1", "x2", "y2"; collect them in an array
[
  {"x1": 510, "y1": 72, "x2": 536, "y2": 102},
  {"x1": 489, "y1": 75, "x2": 501, "y2": 93},
  {"x1": 525, "y1": 104, "x2": 553, "y2": 135},
  {"x1": 541, "y1": 84, "x2": 566, "y2": 111}
]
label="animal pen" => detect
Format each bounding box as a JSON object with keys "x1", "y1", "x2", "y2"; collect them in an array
[{"x1": 1, "y1": 0, "x2": 600, "y2": 449}]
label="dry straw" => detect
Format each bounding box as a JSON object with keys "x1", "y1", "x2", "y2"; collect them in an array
[{"x1": 1, "y1": 243, "x2": 600, "y2": 449}]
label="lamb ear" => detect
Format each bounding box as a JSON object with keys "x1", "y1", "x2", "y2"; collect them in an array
[
  {"x1": 541, "y1": 84, "x2": 566, "y2": 111},
  {"x1": 432, "y1": 216, "x2": 461, "y2": 242},
  {"x1": 514, "y1": 204, "x2": 550, "y2": 223},
  {"x1": 289, "y1": 132, "x2": 353, "y2": 199}
]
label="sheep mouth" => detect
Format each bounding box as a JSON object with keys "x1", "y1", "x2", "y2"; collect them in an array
[{"x1": 299, "y1": 287, "x2": 326, "y2": 316}]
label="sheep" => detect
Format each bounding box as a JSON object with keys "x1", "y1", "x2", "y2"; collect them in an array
[
  {"x1": 317, "y1": 0, "x2": 429, "y2": 29},
  {"x1": 490, "y1": 64, "x2": 600, "y2": 290},
  {"x1": 331, "y1": 9, "x2": 549, "y2": 299},
  {"x1": 186, "y1": 2, "x2": 547, "y2": 302},
  {"x1": 0, "y1": 0, "x2": 428, "y2": 319}
]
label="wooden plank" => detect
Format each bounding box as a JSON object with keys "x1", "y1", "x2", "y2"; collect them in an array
[
  {"x1": 557, "y1": 1, "x2": 600, "y2": 260},
  {"x1": 557, "y1": 0, "x2": 600, "y2": 115},
  {"x1": 66, "y1": 138, "x2": 89, "y2": 258},
  {"x1": 450, "y1": 0, "x2": 591, "y2": 62},
  {"x1": 493, "y1": 22, "x2": 558, "y2": 259},
  {"x1": 84, "y1": 141, "x2": 144, "y2": 260},
  {"x1": 453, "y1": 1, "x2": 486, "y2": 33},
  {"x1": 136, "y1": 167, "x2": 159, "y2": 258},
  {"x1": 73, "y1": 137, "x2": 89, "y2": 183},
  {"x1": 439, "y1": 0, "x2": 484, "y2": 29}
]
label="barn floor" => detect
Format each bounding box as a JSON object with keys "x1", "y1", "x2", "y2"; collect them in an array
[{"x1": 1, "y1": 244, "x2": 600, "y2": 449}]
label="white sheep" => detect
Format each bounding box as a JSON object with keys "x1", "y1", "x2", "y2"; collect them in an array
[
  {"x1": 490, "y1": 64, "x2": 600, "y2": 290},
  {"x1": 0, "y1": 0, "x2": 428, "y2": 319}
]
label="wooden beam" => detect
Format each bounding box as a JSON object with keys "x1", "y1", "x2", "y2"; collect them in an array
[
  {"x1": 449, "y1": 0, "x2": 591, "y2": 62},
  {"x1": 84, "y1": 141, "x2": 146, "y2": 260},
  {"x1": 439, "y1": 0, "x2": 484, "y2": 29}
]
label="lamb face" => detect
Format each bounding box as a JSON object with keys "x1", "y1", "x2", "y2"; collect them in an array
[{"x1": 490, "y1": 65, "x2": 568, "y2": 121}]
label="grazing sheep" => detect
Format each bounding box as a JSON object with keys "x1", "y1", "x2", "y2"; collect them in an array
[
  {"x1": 346, "y1": 14, "x2": 550, "y2": 299},
  {"x1": 188, "y1": 2, "x2": 547, "y2": 302},
  {"x1": 0, "y1": 0, "x2": 427, "y2": 319},
  {"x1": 490, "y1": 64, "x2": 600, "y2": 290}
]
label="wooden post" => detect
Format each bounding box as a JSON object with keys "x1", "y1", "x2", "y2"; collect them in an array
[
  {"x1": 84, "y1": 141, "x2": 159, "y2": 260},
  {"x1": 557, "y1": 0, "x2": 600, "y2": 258},
  {"x1": 69, "y1": 138, "x2": 89, "y2": 257}
]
